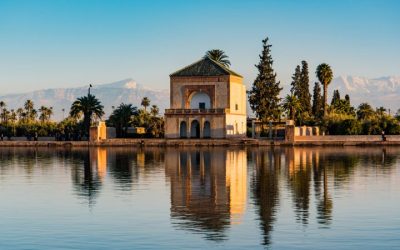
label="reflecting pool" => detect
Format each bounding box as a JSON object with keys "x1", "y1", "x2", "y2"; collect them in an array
[{"x1": 0, "y1": 147, "x2": 399, "y2": 249}]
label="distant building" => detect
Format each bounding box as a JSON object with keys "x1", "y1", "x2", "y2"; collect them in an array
[{"x1": 164, "y1": 57, "x2": 247, "y2": 138}]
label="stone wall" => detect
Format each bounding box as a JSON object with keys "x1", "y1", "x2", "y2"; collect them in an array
[{"x1": 295, "y1": 135, "x2": 400, "y2": 142}]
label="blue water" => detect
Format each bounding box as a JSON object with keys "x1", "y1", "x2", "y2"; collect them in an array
[{"x1": 0, "y1": 147, "x2": 399, "y2": 249}]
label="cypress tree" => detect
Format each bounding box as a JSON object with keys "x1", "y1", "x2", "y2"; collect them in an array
[
  {"x1": 248, "y1": 37, "x2": 282, "y2": 122},
  {"x1": 331, "y1": 89, "x2": 341, "y2": 106},
  {"x1": 290, "y1": 65, "x2": 301, "y2": 95},
  {"x1": 312, "y1": 82, "x2": 323, "y2": 120},
  {"x1": 300, "y1": 60, "x2": 311, "y2": 114},
  {"x1": 344, "y1": 94, "x2": 350, "y2": 104}
]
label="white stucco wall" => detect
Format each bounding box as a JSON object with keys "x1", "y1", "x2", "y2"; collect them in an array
[{"x1": 225, "y1": 114, "x2": 247, "y2": 138}]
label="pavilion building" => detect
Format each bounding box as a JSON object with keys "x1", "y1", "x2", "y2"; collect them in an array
[{"x1": 164, "y1": 57, "x2": 246, "y2": 139}]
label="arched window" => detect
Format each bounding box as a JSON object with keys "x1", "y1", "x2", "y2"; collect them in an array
[
  {"x1": 190, "y1": 120, "x2": 200, "y2": 138},
  {"x1": 203, "y1": 121, "x2": 211, "y2": 138},
  {"x1": 190, "y1": 92, "x2": 211, "y2": 109},
  {"x1": 180, "y1": 121, "x2": 187, "y2": 138}
]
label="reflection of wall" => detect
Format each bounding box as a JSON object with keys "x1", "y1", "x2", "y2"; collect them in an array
[
  {"x1": 226, "y1": 150, "x2": 247, "y2": 223},
  {"x1": 165, "y1": 149, "x2": 247, "y2": 240},
  {"x1": 90, "y1": 148, "x2": 107, "y2": 179}
]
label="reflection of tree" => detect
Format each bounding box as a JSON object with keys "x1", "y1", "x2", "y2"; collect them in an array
[
  {"x1": 70, "y1": 150, "x2": 102, "y2": 208},
  {"x1": 106, "y1": 148, "x2": 164, "y2": 191},
  {"x1": 251, "y1": 149, "x2": 280, "y2": 246},
  {"x1": 286, "y1": 148, "x2": 311, "y2": 225},
  {"x1": 316, "y1": 166, "x2": 333, "y2": 226}
]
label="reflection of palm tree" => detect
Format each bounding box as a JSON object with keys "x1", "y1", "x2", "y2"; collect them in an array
[
  {"x1": 317, "y1": 167, "x2": 333, "y2": 225},
  {"x1": 287, "y1": 148, "x2": 311, "y2": 225},
  {"x1": 71, "y1": 150, "x2": 102, "y2": 208},
  {"x1": 252, "y1": 149, "x2": 280, "y2": 245}
]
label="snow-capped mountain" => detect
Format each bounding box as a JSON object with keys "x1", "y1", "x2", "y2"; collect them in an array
[
  {"x1": 329, "y1": 76, "x2": 400, "y2": 111},
  {"x1": 0, "y1": 79, "x2": 169, "y2": 121}
]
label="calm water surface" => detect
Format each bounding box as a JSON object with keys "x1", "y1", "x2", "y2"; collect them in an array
[{"x1": 0, "y1": 146, "x2": 399, "y2": 249}]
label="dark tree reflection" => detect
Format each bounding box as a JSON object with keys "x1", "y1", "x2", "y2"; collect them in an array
[
  {"x1": 70, "y1": 149, "x2": 102, "y2": 208},
  {"x1": 286, "y1": 148, "x2": 311, "y2": 225},
  {"x1": 251, "y1": 149, "x2": 280, "y2": 246}
]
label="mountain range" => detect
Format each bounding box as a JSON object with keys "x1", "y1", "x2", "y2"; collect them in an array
[
  {"x1": 329, "y1": 76, "x2": 400, "y2": 113},
  {"x1": 0, "y1": 76, "x2": 399, "y2": 121},
  {"x1": 0, "y1": 79, "x2": 169, "y2": 121}
]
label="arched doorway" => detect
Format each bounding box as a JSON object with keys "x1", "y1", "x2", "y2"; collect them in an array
[
  {"x1": 203, "y1": 121, "x2": 211, "y2": 138},
  {"x1": 190, "y1": 120, "x2": 200, "y2": 138},
  {"x1": 180, "y1": 121, "x2": 187, "y2": 138}
]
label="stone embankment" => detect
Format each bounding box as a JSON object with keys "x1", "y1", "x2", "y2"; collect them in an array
[{"x1": 1, "y1": 135, "x2": 400, "y2": 147}]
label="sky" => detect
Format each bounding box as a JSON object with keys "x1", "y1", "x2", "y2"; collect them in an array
[{"x1": 0, "y1": 0, "x2": 399, "y2": 94}]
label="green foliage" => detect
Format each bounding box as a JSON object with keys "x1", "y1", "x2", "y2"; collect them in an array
[
  {"x1": 329, "y1": 90, "x2": 355, "y2": 116},
  {"x1": 248, "y1": 37, "x2": 282, "y2": 122},
  {"x1": 282, "y1": 94, "x2": 302, "y2": 122},
  {"x1": 290, "y1": 61, "x2": 311, "y2": 123},
  {"x1": 325, "y1": 112, "x2": 361, "y2": 135},
  {"x1": 108, "y1": 103, "x2": 138, "y2": 137},
  {"x1": 312, "y1": 82, "x2": 324, "y2": 121},
  {"x1": 204, "y1": 49, "x2": 231, "y2": 67},
  {"x1": 357, "y1": 103, "x2": 374, "y2": 120},
  {"x1": 70, "y1": 94, "x2": 104, "y2": 136},
  {"x1": 316, "y1": 63, "x2": 333, "y2": 117}
]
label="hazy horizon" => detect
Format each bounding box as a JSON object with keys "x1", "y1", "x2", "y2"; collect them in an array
[{"x1": 0, "y1": 0, "x2": 399, "y2": 95}]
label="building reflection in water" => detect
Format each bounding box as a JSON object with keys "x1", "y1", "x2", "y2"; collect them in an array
[{"x1": 165, "y1": 148, "x2": 247, "y2": 241}]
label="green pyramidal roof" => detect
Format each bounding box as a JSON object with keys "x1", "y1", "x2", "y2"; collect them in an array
[{"x1": 170, "y1": 57, "x2": 242, "y2": 77}]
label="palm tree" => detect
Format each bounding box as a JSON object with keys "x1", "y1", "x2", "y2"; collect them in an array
[
  {"x1": 316, "y1": 63, "x2": 333, "y2": 117},
  {"x1": 24, "y1": 99, "x2": 36, "y2": 122},
  {"x1": 0, "y1": 108, "x2": 9, "y2": 123},
  {"x1": 70, "y1": 94, "x2": 104, "y2": 136},
  {"x1": 109, "y1": 103, "x2": 137, "y2": 137},
  {"x1": 357, "y1": 103, "x2": 375, "y2": 120},
  {"x1": 150, "y1": 105, "x2": 159, "y2": 117},
  {"x1": 39, "y1": 106, "x2": 53, "y2": 123},
  {"x1": 282, "y1": 94, "x2": 302, "y2": 121},
  {"x1": 16, "y1": 108, "x2": 24, "y2": 122},
  {"x1": 204, "y1": 49, "x2": 231, "y2": 68},
  {"x1": 141, "y1": 97, "x2": 150, "y2": 112}
]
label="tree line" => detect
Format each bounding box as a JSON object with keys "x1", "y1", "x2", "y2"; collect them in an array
[
  {"x1": 245, "y1": 37, "x2": 400, "y2": 135},
  {"x1": 0, "y1": 96, "x2": 163, "y2": 140}
]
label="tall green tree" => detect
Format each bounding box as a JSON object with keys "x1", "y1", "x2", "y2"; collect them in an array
[
  {"x1": 316, "y1": 63, "x2": 333, "y2": 117},
  {"x1": 70, "y1": 94, "x2": 104, "y2": 136},
  {"x1": 312, "y1": 82, "x2": 324, "y2": 120},
  {"x1": 290, "y1": 65, "x2": 301, "y2": 95},
  {"x1": 141, "y1": 97, "x2": 150, "y2": 112},
  {"x1": 331, "y1": 90, "x2": 341, "y2": 106},
  {"x1": 248, "y1": 37, "x2": 282, "y2": 122},
  {"x1": 204, "y1": 49, "x2": 231, "y2": 67},
  {"x1": 299, "y1": 60, "x2": 311, "y2": 114}
]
